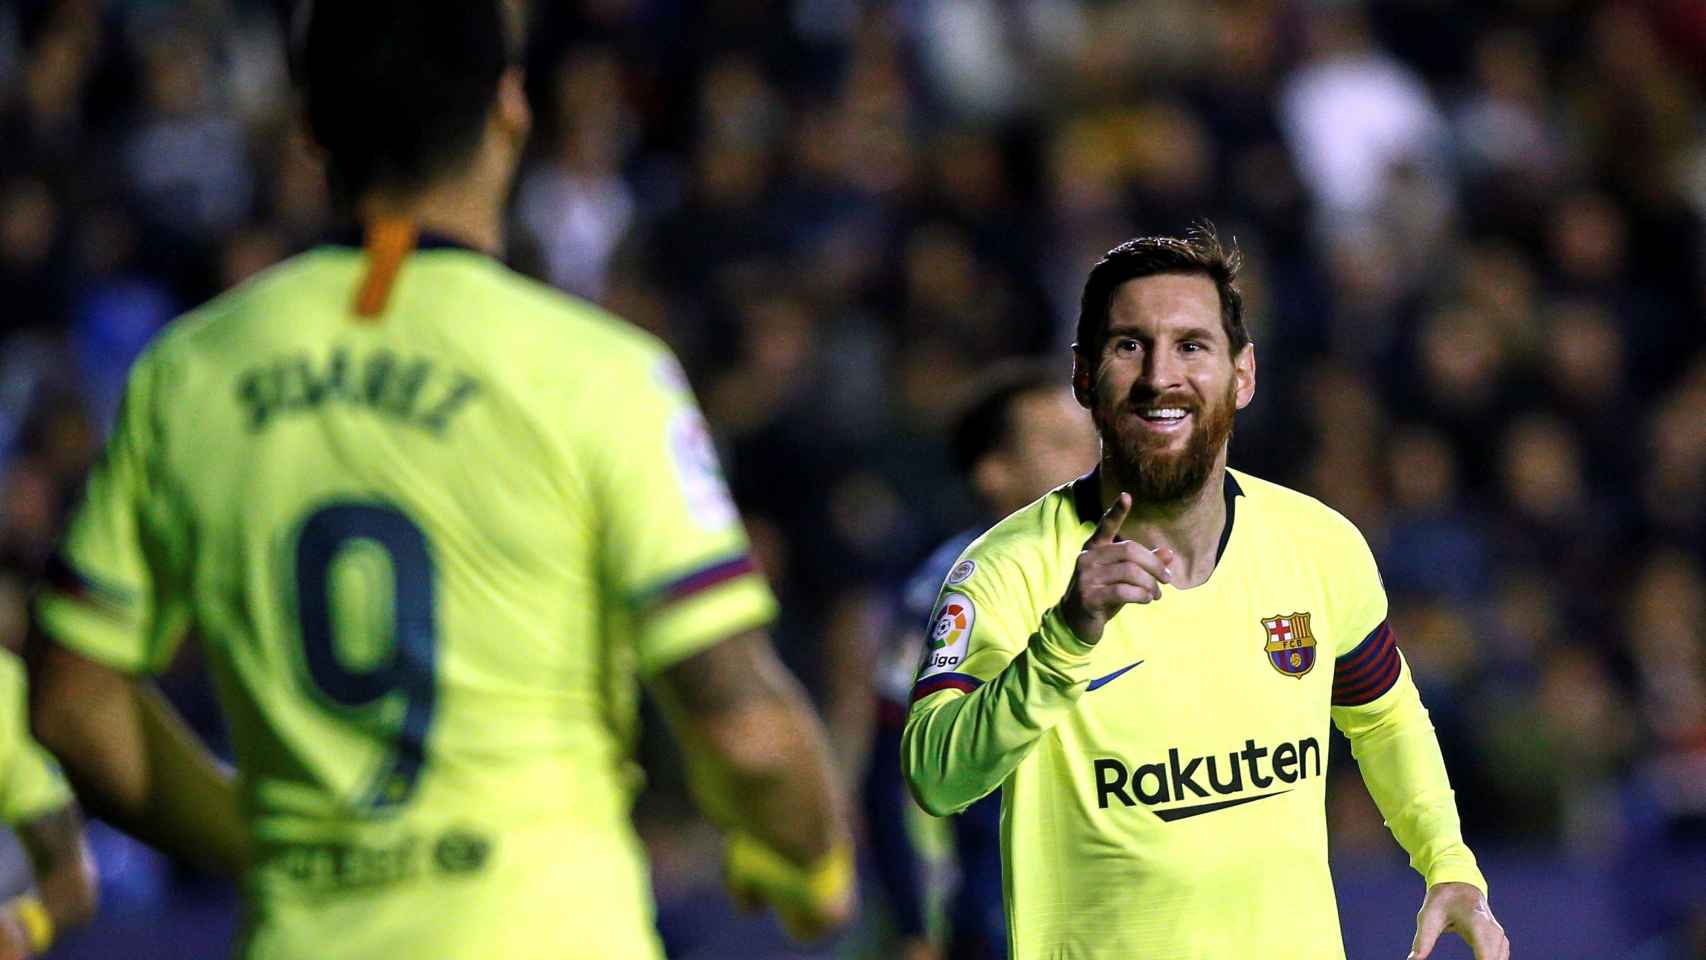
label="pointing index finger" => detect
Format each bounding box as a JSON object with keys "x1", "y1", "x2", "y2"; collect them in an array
[{"x1": 1090, "y1": 492, "x2": 1132, "y2": 547}]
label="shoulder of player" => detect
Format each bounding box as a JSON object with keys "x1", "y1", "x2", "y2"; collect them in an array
[
  {"x1": 474, "y1": 264, "x2": 667, "y2": 361},
  {"x1": 134, "y1": 250, "x2": 335, "y2": 371},
  {"x1": 902, "y1": 530, "x2": 982, "y2": 614},
  {"x1": 1229, "y1": 468, "x2": 1372, "y2": 552},
  {"x1": 955, "y1": 485, "x2": 1082, "y2": 585}
]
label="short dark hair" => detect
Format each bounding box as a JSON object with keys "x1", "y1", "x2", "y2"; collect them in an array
[
  {"x1": 1073, "y1": 223, "x2": 1249, "y2": 360},
  {"x1": 950, "y1": 359, "x2": 1066, "y2": 478},
  {"x1": 292, "y1": 0, "x2": 512, "y2": 203}
]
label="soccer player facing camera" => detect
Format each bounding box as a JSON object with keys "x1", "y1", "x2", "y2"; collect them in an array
[
  {"x1": 901, "y1": 228, "x2": 1509, "y2": 960},
  {"x1": 26, "y1": 3, "x2": 851, "y2": 957}
]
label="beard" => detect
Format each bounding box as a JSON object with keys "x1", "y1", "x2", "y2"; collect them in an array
[{"x1": 1096, "y1": 378, "x2": 1237, "y2": 506}]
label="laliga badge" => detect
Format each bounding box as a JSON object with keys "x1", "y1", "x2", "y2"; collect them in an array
[{"x1": 918, "y1": 593, "x2": 975, "y2": 679}]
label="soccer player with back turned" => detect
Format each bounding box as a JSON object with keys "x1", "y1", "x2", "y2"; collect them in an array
[
  {"x1": 25, "y1": 3, "x2": 853, "y2": 957},
  {"x1": 901, "y1": 228, "x2": 1510, "y2": 959}
]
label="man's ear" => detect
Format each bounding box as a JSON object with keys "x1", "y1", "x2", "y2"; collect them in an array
[
  {"x1": 1071, "y1": 350, "x2": 1093, "y2": 409},
  {"x1": 972, "y1": 453, "x2": 1009, "y2": 508},
  {"x1": 495, "y1": 66, "x2": 531, "y2": 142},
  {"x1": 1233, "y1": 341, "x2": 1257, "y2": 410}
]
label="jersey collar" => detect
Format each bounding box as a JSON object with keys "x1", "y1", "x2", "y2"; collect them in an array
[
  {"x1": 318, "y1": 225, "x2": 485, "y2": 255},
  {"x1": 1070, "y1": 468, "x2": 1245, "y2": 566}
]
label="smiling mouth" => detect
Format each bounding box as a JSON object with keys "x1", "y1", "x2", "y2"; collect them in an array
[{"x1": 1128, "y1": 405, "x2": 1194, "y2": 429}]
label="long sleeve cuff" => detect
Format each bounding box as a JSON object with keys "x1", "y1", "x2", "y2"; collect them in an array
[
  {"x1": 1029, "y1": 606, "x2": 1098, "y2": 686},
  {"x1": 1424, "y1": 852, "x2": 1488, "y2": 896}
]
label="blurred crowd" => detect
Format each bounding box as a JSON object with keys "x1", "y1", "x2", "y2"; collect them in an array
[{"x1": 2, "y1": 0, "x2": 1705, "y2": 955}]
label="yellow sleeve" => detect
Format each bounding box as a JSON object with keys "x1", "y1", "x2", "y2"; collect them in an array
[
  {"x1": 0, "y1": 658, "x2": 71, "y2": 825},
  {"x1": 900, "y1": 545, "x2": 1097, "y2": 816},
  {"x1": 34, "y1": 348, "x2": 190, "y2": 675},
  {"x1": 1326, "y1": 518, "x2": 1485, "y2": 894},
  {"x1": 581, "y1": 345, "x2": 776, "y2": 675}
]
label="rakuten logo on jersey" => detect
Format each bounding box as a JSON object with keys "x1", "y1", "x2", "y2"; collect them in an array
[{"x1": 1093, "y1": 736, "x2": 1321, "y2": 821}]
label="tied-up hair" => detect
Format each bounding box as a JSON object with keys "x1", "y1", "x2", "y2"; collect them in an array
[{"x1": 1074, "y1": 222, "x2": 1249, "y2": 360}]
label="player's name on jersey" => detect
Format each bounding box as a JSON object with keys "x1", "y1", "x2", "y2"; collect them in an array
[
  {"x1": 236, "y1": 347, "x2": 482, "y2": 436},
  {"x1": 265, "y1": 827, "x2": 493, "y2": 892},
  {"x1": 1093, "y1": 735, "x2": 1322, "y2": 817}
]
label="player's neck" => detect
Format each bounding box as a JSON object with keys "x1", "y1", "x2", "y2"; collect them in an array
[
  {"x1": 357, "y1": 177, "x2": 505, "y2": 257},
  {"x1": 1099, "y1": 454, "x2": 1229, "y2": 589}
]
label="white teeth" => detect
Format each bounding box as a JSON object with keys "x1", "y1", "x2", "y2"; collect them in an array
[{"x1": 1142, "y1": 408, "x2": 1187, "y2": 420}]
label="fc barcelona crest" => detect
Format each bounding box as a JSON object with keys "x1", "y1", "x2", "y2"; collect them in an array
[{"x1": 1261, "y1": 612, "x2": 1317, "y2": 678}]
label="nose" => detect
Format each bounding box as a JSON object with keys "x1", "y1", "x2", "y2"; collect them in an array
[{"x1": 1139, "y1": 345, "x2": 1184, "y2": 393}]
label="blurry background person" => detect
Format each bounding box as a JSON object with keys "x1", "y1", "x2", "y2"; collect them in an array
[{"x1": 864, "y1": 361, "x2": 1097, "y2": 960}]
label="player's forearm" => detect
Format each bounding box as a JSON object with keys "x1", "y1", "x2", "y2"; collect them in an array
[
  {"x1": 34, "y1": 850, "x2": 97, "y2": 936},
  {"x1": 1335, "y1": 662, "x2": 1485, "y2": 892},
  {"x1": 29, "y1": 647, "x2": 248, "y2": 878},
  {"x1": 59, "y1": 685, "x2": 247, "y2": 879},
  {"x1": 654, "y1": 631, "x2": 850, "y2": 866},
  {"x1": 901, "y1": 608, "x2": 1094, "y2": 816},
  {"x1": 17, "y1": 807, "x2": 98, "y2": 934},
  {"x1": 684, "y1": 695, "x2": 848, "y2": 864}
]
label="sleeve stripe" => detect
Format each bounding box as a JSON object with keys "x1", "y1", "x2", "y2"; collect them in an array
[
  {"x1": 1334, "y1": 622, "x2": 1391, "y2": 675},
  {"x1": 1333, "y1": 621, "x2": 1400, "y2": 706},
  {"x1": 639, "y1": 554, "x2": 758, "y2": 612},
  {"x1": 910, "y1": 672, "x2": 983, "y2": 704},
  {"x1": 1334, "y1": 668, "x2": 1400, "y2": 706},
  {"x1": 1334, "y1": 621, "x2": 1393, "y2": 672},
  {"x1": 1335, "y1": 645, "x2": 1395, "y2": 688},
  {"x1": 43, "y1": 555, "x2": 133, "y2": 612}
]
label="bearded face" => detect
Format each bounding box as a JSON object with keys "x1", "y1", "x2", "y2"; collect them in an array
[
  {"x1": 1075, "y1": 273, "x2": 1254, "y2": 506},
  {"x1": 1096, "y1": 374, "x2": 1237, "y2": 505}
]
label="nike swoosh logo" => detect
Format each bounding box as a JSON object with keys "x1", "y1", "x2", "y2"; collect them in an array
[
  {"x1": 1153, "y1": 789, "x2": 1291, "y2": 822},
  {"x1": 1086, "y1": 660, "x2": 1144, "y2": 691}
]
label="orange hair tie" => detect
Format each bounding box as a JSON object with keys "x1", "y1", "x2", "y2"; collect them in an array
[{"x1": 353, "y1": 218, "x2": 419, "y2": 318}]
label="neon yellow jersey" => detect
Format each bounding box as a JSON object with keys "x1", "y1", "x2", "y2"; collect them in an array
[
  {"x1": 34, "y1": 240, "x2": 776, "y2": 959},
  {"x1": 0, "y1": 651, "x2": 72, "y2": 827},
  {"x1": 902, "y1": 468, "x2": 1485, "y2": 960}
]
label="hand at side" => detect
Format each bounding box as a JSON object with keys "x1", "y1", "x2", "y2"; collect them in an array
[{"x1": 1409, "y1": 881, "x2": 1508, "y2": 960}]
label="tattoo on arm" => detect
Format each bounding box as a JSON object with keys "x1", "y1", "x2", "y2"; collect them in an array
[
  {"x1": 649, "y1": 629, "x2": 844, "y2": 863},
  {"x1": 653, "y1": 630, "x2": 796, "y2": 718}
]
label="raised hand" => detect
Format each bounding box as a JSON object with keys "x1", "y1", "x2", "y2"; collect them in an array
[{"x1": 1057, "y1": 493, "x2": 1174, "y2": 644}]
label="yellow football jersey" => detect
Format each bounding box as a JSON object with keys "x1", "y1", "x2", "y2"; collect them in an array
[
  {"x1": 35, "y1": 237, "x2": 776, "y2": 959},
  {"x1": 903, "y1": 468, "x2": 1484, "y2": 959}
]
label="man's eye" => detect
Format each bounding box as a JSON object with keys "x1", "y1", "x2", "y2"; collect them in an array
[
  {"x1": 1114, "y1": 339, "x2": 1139, "y2": 354},
  {"x1": 1180, "y1": 341, "x2": 1203, "y2": 353}
]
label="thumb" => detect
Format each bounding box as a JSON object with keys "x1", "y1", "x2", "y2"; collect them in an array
[
  {"x1": 1409, "y1": 905, "x2": 1447, "y2": 960},
  {"x1": 1089, "y1": 492, "x2": 1132, "y2": 547}
]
